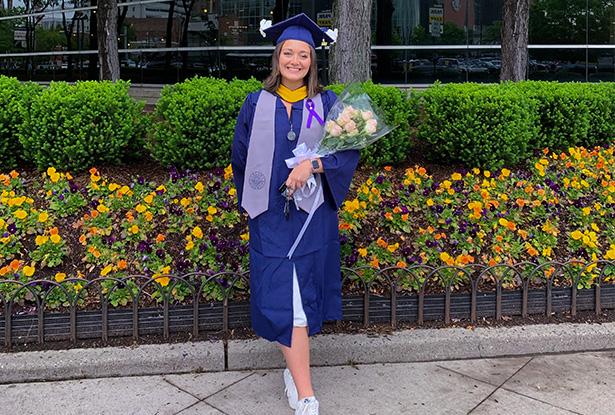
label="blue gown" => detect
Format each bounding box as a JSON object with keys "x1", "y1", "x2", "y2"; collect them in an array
[{"x1": 231, "y1": 89, "x2": 360, "y2": 347}]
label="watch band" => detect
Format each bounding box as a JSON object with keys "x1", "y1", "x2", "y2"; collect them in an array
[{"x1": 311, "y1": 159, "x2": 319, "y2": 172}]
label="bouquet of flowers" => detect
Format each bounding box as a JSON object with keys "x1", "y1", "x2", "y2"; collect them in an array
[
  {"x1": 319, "y1": 83, "x2": 393, "y2": 154},
  {"x1": 285, "y1": 82, "x2": 394, "y2": 168}
]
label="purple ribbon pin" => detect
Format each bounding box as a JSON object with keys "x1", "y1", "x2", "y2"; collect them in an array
[{"x1": 305, "y1": 99, "x2": 324, "y2": 128}]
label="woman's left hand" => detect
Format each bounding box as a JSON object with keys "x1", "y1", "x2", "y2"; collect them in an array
[{"x1": 286, "y1": 160, "x2": 313, "y2": 194}]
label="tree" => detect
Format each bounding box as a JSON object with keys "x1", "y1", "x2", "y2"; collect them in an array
[
  {"x1": 97, "y1": 0, "x2": 120, "y2": 80},
  {"x1": 329, "y1": 0, "x2": 372, "y2": 83},
  {"x1": 500, "y1": 0, "x2": 530, "y2": 81}
]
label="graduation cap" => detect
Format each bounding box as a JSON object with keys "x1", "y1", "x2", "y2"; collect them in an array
[{"x1": 260, "y1": 13, "x2": 338, "y2": 49}]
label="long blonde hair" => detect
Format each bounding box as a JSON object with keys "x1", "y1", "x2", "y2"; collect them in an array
[{"x1": 263, "y1": 41, "x2": 322, "y2": 98}]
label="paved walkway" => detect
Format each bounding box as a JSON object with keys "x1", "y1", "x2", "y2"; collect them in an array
[{"x1": 2, "y1": 350, "x2": 614, "y2": 414}]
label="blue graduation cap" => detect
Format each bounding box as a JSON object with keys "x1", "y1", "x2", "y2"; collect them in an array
[{"x1": 260, "y1": 13, "x2": 336, "y2": 48}]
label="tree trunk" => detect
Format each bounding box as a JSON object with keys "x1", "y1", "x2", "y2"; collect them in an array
[
  {"x1": 272, "y1": 0, "x2": 290, "y2": 23},
  {"x1": 500, "y1": 0, "x2": 530, "y2": 81},
  {"x1": 329, "y1": 0, "x2": 372, "y2": 84},
  {"x1": 88, "y1": 0, "x2": 98, "y2": 79},
  {"x1": 97, "y1": 0, "x2": 120, "y2": 81}
]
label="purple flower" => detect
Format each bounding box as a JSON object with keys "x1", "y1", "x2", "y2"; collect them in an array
[
  {"x1": 156, "y1": 249, "x2": 165, "y2": 259},
  {"x1": 408, "y1": 184, "x2": 416, "y2": 193},
  {"x1": 7, "y1": 223, "x2": 17, "y2": 234},
  {"x1": 58, "y1": 194, "x2": 65, "y2": 201},
  {"x1": 68, "y1": 180, "x2": 79, "y2": 193},
  {"x1": 376, "y1": 175, "x2": 384, "y2": 184},
  {"x1": 137, "y1": 176, "x2": 145, "y2": 185}
]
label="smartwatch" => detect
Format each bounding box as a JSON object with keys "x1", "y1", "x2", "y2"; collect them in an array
[{"x1": 311, "y1": 159, "x2": 319, "y2": 172}]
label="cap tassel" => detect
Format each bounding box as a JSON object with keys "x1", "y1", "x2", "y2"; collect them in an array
[
  {"x1": 260, "y1": 19, "x2": 272, "y2": 37},
  {"x1": 325, "y1": 28, "x2": 338, "y2": 43}
]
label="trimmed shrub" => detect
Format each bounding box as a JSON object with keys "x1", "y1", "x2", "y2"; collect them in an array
[
  {"x1": 578, "y1": 82, "x2": 615, "y2": 147},
  {"x1": 19, "y1": 80, "x2": 146, "y2": 172},
  {"x1": 0, "y1": 76, "x2": 42, "y2": 170},
  {"x1": 417, "y1": 83, "x2": 539, "y2": 169},
  {"x1": 505, "y1": 81, "x2": 591, "y2": 151},
  {"x1": 149, "y1": 76, "x2": 262, "y2": 169},
  {"x1": 327, "y1": 81, "x2": 418, "y2": 166}
]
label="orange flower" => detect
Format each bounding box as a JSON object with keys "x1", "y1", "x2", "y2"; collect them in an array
[
  {"x1": 117, "y1": 259, "x2": 127, "y2": 270},
  {"x1": 393, "y1": 207, "x2": 402, "y2": 214},
  {"x1": 10, "y1": 259, "x2": 21, "y2": 271},
  {"x1": 9, "y1": 170, "x2": 19, "y2": 179},
  {"x1": 401, "y1": 214, "x2": 409, "y2": 222},
  {"x1": 89, "y1": 167, "x2": 98, "y2": 175},
  {"x1": 384, "y1": 212, "x2": 393, "y2": 221},
  {"x1": 91, "y1": 210, "x2": 99, "y2": 218},
  {"x1": 339, "y1": 222, "x2": 351, "y2": 231},
  {"x1": 369, "y1": 256, "x2": 380, "y2": 269},
  {"x1": 155, "y1": 234, "x2": 165, "y2": 243},
  {"x1": 384, "y1": 166, "x2": 392, "y2": 171},
  {"x1": 0, "y1": 266, "x2": 10, "y2": 276},
  {"x1": 396, "y1": 261, "x2": 407, "y2": 268},
  {"x1": 49, "y1": 227, "x2": 59, "y2": 235},
  {"x1": 79, "y1": 234, "x2": 87, "y2": 245},
  {"x1": 376, "y1": 238, "x2": 388, "y2": 248}
]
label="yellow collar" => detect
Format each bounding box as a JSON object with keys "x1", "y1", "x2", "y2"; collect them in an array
[{"x1": 276, "y1": 84, "x2": 308, "y2": 103}]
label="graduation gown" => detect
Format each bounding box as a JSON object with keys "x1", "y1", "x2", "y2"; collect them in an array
[{"x1": 231, "y1": 89, "x2": 360, "y2": 347}]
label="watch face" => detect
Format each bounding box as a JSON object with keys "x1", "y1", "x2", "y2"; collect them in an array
[{"x1": 452, "y1": 0, "x2": 461, "y2": 12}]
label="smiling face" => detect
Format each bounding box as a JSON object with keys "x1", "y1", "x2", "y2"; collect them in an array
[{"x1": 278, "y1": 39, "x2": 312, "y2": 87}]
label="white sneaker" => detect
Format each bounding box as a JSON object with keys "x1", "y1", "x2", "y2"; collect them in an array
[
  {"x1": 295, "y1": 397, "x2": 319, "y2": 415},
  {"x1": 284, "y1": 368, "x2": 298, "y2": 410}
]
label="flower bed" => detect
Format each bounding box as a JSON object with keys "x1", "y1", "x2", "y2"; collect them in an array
[{"x1": 0, "y1": 145, "x2": 613, "y2": 311}]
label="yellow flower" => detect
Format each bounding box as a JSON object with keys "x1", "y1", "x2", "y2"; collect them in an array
[
  {"x1": 50, "y1": 172, "x2": 60, "y2": 183},
  {"x1": 156, "y1": 184, "x2": 166, "y2": 193},
  {"x1": 498, "y1": 218, "x2": 509, "y2": 227},
  {"x1": 208, "y1": 206, "x2": 218, "y2": 215},
  {"x1": 130, "y1": 225, "x2": 139, "y2": 234},
  {"x1": 136, "y1": 204, "x2": 147, "y2": 213},
  {"x1": 387, "y1": 243, "x2": 399, "y2": 253},
  {"x1": 582, "y1": 207, "x2": 591, "y2": 216},
  {"x1": 23, "y1": 265, "x2": 35, "y2": 277},
  {"x1": 228, "y1": 188, "x2": 237, "y2": 197},
  {"x1": 606, "y1": 245, "x2": 615, "y2": 260},
  {"x1": 192, "y1": 226, "x2": 203, "y2": 239},
  {"x1": 451, "y1": 173, "x2": 462, "y2": 181},
  {"x1": 46, "y1": 167, "x2": 56, "y2": 176},
  {"x1": 185, "y1": 237, "x2": 195, "y2": 250},
  {"x1": 358, "y1": 248, "x2": 368, "y2": 257},
  {"x1": 500, "y1": 168, "x2": 511, "y2": 178},
  {"x1": 180, "y1": 198, "x2": 191, "y2": 208},
  {"x1": 97, "y1": 204, "x2": 109, "y2": 213},
  {"x1": 54, "y1": 272, "x2": 66, "y2": 283},
  {"x1": 240, "y1": 232, "x2": 250, "y2": 241},
  {"x1": 426, "y1": 199, "x2": 434, "y2": 207},
  {"x1": 38, "y1": 212, "x2": 49, "y2": 222},
  {"x1": 591, "y1": 223, "x2": 600, "y2": 232},
  {"x1": 206, "y1": 215, "x2": 214, "y2": 222},
  {"x1": 74, "y1": 282, "x2": 83, "y2": 292},
  {"x1": 144, "y1": 211, "x2": 153, "y2": 221},
  {"x1": 14, "y1": 209, "x2": 27, "y2": 220},
  {"x1": 483, "y1": 170, "x2": 491, "y2": 178},
  {"x1": 195, "y1": 181, "x2": 204, "y2": 193},
  {"x1": 542, "y1": 247, "x2": 552, "y2": 257},
  {"x1": 571, "y1": 230, "x2": 583, "y2": 240},
  {"x1": 144, "y1": 193, "x2": 154, "y2": 204},
  {"x1": 50, "y1": 234, "x2": 62, "y2": 244},
  {"x1": 100, "y1": 264, "x2": 113, "y2": 277},
  {"x1": 224, "y1": 164, "x2": 233, "y2": 180},
  {"x1": 35, "y1": 235, "x2": 49, "y2": 246}
]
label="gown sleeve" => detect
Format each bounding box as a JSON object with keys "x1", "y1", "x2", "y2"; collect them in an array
[
  {"x1": 319, "y1": 90, "x2": 361, "y2": 209},
  {"x1": 231, "y1": 93, "x2": 257, "y2": 211}
]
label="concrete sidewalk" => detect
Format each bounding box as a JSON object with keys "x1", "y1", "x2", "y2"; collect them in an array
[{"x1": 1, "y1": 350, "x2": 614, "y2": 414}]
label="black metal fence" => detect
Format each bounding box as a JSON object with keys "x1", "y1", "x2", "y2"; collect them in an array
[{"x1": 1, "y1": 260, "x2": 614, "y2": 348}]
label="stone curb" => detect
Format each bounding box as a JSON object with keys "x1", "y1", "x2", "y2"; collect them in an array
[
  {"x1": 227, "y1": 322, "x2": 615, "y2": 370},
  {"x1": 3, "y1": 322, "x2": 615, "y2": 383},
  {"x1": 0, "y1": 340, "x2": 224, "y2": 384}
]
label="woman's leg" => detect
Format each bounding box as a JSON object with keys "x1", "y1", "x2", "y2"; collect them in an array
[{"x1": 279, "y1": 327, "x2": 314, "y2": 399}]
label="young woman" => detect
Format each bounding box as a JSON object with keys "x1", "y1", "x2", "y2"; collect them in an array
[{"x1": 231, "y1": 13, "x2": 359, "y2": 415}]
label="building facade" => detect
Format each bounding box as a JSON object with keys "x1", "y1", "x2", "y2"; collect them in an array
[{"x1": 0, "y1": 0, "x2": 613, "y2": 84}]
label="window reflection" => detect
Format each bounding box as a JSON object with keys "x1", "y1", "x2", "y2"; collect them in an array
[{"x1": 0, "y1": 0, "x2": 613, "y2": 84}]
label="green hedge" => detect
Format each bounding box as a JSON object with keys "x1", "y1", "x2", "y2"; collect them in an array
[
  {"x1": 326, "y1": 81, "x2": 418, "y2": 166},
  {"x1": 0, "y1": 76, "x2": 42, "y2": 170},
  {"x1": 417, "y1": 83, "x2": 540, "y2": 169},
  {"x1": 417, "y1": 81, "x2": 615, "y2": 169},
  {"x1": 148, "y1": 77, "x2": 262, "y2": 169},
  {"x1": 1, "y1": 75, "x2": 613, "y2": 173},
  {"x1": 19, "y1": 80, "x2": 146, "y2": 172}
]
